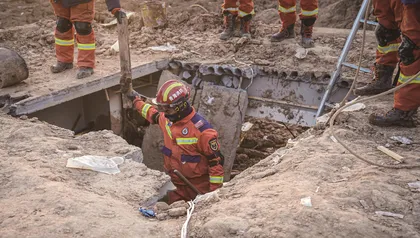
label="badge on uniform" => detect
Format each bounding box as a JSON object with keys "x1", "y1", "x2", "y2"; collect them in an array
[
  {"x1": 182, "y1": 127, "x2": 189, "y2": 135},
  {"x1": 209, "y1": 138, "x2": 219, "y2": 151}
]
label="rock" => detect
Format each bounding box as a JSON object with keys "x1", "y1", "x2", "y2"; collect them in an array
[
  {"x1": 67, "y1": 145, "x2": 79, "y2": 150},
  {"x1": 168, "y1": 207, "x2": 187, "y2": 217},
  {"x1": 122, "y1": 148, "x2": 143, "y2": 163},
  {"x1": 169, "y1": 200, "x2": 188, "y2": 209},
  {"x1": 156, "y1": 212, "x2": 168, "y2": 220},
  {"x1": 0, "y1": 48, "x2": 29, "y2": 88},
  {"x1": 19, "y1": 115, "x2": 28, "y2": 120},
  {"x1": 154, "y1": 202, "x2": 169, "y2": 212}
]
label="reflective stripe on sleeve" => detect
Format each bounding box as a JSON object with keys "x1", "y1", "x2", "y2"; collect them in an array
[
  {"x1": 209, "y1": 176, "x2": 224, "y2": 184},
  {"x1": 142, "y1": 104, "x2": 152, "y2": 118},
  {"x1": 176, "y1": 138, "x2": 198, "y2": 145}
]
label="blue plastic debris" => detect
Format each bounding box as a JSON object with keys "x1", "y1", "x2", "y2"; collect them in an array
[{"x1": 139, "y1": 208, "x2": 155, "y2": 218}]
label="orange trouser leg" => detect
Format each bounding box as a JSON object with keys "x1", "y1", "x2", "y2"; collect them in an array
[
  {"x1": 70, "y1": 2, "x2": 96, "y2": 68},
  {"x1": 299, "y1": 0, "x2": 318, "y2": 20},
  {"x1": 222, "y1": 0, "x2": 239, "y2": 15},
  {"x1": 278, "y1": 0, "x2": 297, "y2": 29},
  {"x1": 238, "y1": 0, "x2": 254, "y2": 17},
  {"x1": 394, "y1": 3, "x2": 420, "y2": 111},
  {"x1": 168, "y1": 180, "x2": 210, "y2": 204},
  {"x1": 50, "y1": 0, "x2": 74, "y2": 64},
  {"x1": 373, "y1": 0, "x2": 402, "y2": 66}
]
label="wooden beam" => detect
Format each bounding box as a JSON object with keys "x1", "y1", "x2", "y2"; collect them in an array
[{"x1": 9, "y1": 59, "x2": 169, "y2": 116}]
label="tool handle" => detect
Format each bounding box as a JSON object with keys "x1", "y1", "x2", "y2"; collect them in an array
[{"x1": 173, "y1": 170, "x2": 202, "y2": 195}]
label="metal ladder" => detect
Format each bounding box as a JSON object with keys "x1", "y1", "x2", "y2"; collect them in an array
[{"x1": 316, "y1": 0, "x2": 378, "y2": 118}]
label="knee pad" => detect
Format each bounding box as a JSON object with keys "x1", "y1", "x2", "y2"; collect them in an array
[
  {"x1": 375, "y1": 24, "x2": 401, "y2": 47},
  {"x1": 302, "y1": 18, "x2": 316, "y2": 26},
  {"x1": 399, "y1": 35, "x2": 419, "y2": 66},
  {"x1": 56, "y1": 17, "x2": 72, "y2": 33},
  {"x1": 74, "y1": 21, "x2": 92, "y2": 35}
]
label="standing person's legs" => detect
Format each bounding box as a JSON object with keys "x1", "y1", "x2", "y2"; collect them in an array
[
  {"x1": 71, "y1": 1, "x2": 96, "y2": 78},
  {"x1": 50, "y1": 0, "x2": 74, "y2": 73}
]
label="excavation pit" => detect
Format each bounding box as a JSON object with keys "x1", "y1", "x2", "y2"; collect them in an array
[{"x1": 5, "y1": 60, "x2": 356, "y2": 180}]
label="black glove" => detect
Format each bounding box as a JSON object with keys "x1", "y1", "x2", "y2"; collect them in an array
[
  {"x1": 127, "y1": 90, "x2": 142, "y2": 102},
  {"x1": 114, "y1": 9, "x2": 127, "y2": 24}
]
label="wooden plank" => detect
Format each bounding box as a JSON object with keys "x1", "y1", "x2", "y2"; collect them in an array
[{"x1": 9, "y1": 59, "x2": 169, "y2": 116}]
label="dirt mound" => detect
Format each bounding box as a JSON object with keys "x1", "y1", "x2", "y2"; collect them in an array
[
  {"x1": 189, "y1": 96, "x2": 420, "y2": 238},
  {"x1": 0, "y1": 113, "x2": 183, "y2": 237}
]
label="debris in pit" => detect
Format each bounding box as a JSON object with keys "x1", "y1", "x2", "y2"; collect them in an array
[
  {"x1": 232, "y1": 117, "x2": 307, "y2": 177},
  {"x1": 295, "y1": 47, "x2": 308, "y2": 59},
  {"x1": 149, "y1": 43, "x2": 177, "y2": 52},
  {"x1": 375, "y1": 211, "x2": 404, "y2": 219},
  {"x1": 390, "y1": 136, "x2": 413, "y2": 145},
  {"x1": 408, "y1": 181, "x2": 420, "y2": 192},
  {"x1": 139, "y1": 208, "x2": 156, "y2": 218},
  {"x1": 66, "y1": 155, "x2": 124, "y2": 174},
  {"x1": 300, "y1": 196, "x2": 312, "y2": 207}
]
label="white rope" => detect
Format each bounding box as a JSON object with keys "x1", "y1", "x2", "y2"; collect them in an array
[{"x1": 181, "y1": 200, "x2": 195, "y2": 238}]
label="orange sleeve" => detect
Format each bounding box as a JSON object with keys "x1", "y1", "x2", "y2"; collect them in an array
[
  {"x1": 198, "y1": 129, "x2": 224, "y2": 191},
  {"x1": 134, "y1": 99, "x2": 160, "y2": 124}
]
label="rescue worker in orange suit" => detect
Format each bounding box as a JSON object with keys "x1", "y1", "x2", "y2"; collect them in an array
[
  {"x1": 128, "y1": 80, "x2": 225, "y2": 203},
  {"x1": 271, "y1": 0, "x2": 319, "y2": 48},
  {"x1": 370, "y1": 0, "x2": 420, "y2": 127},
  {"x1": 49, "y1": 0, "x2": 125, "y2": 79},
  {"x1": 354, "y1": 0, "x2": 402, "y2": 96},
  {"x1": 220, "y1": 0, "x2": 255, "y2": 40}
]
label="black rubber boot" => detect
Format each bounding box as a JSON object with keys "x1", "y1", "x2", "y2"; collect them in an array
[
  {"x1": 301, "y1": 18, "x2": 316, "y2": 48},
  {"x1": 369, "y1": 108, "x2": 417, "y2": 127},
  {"x1": 77, "y1": 67, "x2": 94, "y2": 79},
  {"x1": 354, "y1": 64, "x2": 395, "y2": 96},
  {"x1": 271, "y1": 24, "x2": 295, "y2": 42},
  {"x1": 50, "y1": 61, "x2": 73, "y2": 73},
  {"x1": 240, "y1": 15, "x2": 252, "y2": 38},
  {"x1": 220, "y1": 12, "x2": 236, "y2": 41}
]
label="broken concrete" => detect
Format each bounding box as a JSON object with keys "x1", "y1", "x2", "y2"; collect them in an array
[{"x1": 197, "y1": 84, "x2": 248, "y2": 181}]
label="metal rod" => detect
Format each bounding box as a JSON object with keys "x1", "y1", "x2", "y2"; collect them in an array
[
  {"x1": 342, "y1": 62, "x2": 371, "y2": 73},
  {"x1": 316, "y1": 0, "x2": 370, "y2": 118},
  {"x1": 359, "y1": 19, "x2": 379, "y2": 26},
  {"x1": 173, "y1": 170, "x2": 202, "y2": 195}
]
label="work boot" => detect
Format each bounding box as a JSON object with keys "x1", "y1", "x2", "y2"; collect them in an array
[
  {"x1": 354, "y1": 64, "x2": 394, "y2": 96},
  {"x1": 369, "y1": 108, "x2": 417, "y2": 127},
  {"x1": 271, "y1": 24, "x2": 295, "y2": 42},
  {"x1": 220, "y1": 12, "x2": 236, "y2": 41},
  {"x1": 240, "y1": 15, "x2": 252, "y2": 38},
  {"x1": 50, "y1": 61, "x2": 73, "y2": 74},
  {"x1": 301, "y1": 18, "x2": 316, "y2": 48},
  {"x1": 77, "y1": 67, "x2": 94, "y2": 79}
]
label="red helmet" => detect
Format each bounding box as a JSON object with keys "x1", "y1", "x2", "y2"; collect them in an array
[{"x1": 152, "y1": 79, "x2": 190, "y2": 107}]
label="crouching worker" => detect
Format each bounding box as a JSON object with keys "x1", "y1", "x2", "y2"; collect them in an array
[{"x1": 128, "y1": 80, "x2": 224, "y2": 204}]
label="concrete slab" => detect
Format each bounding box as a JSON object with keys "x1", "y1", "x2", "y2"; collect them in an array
[{"x1": 197, "y1": 84, "x2": 248, "y2": 181}]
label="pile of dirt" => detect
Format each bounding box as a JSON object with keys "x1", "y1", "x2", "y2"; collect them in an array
[
  {"x1": 232, "y1": 118, "x2": 307, "y2": 177},
  {"x1": 0, "y1": 113, "x2": 182, "y2": 237},
  {"x1": 189, "y1": 96, "x2": 420, "y2": 238}
]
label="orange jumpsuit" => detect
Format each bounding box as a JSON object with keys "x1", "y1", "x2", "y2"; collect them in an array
[
  {"x1": 373, "y1": 0, "x2": 402, "y2": 66},
  {"x1": 277, "y1": 0, "x2": 318, "y2": 29},
  {"x1": 134, "y1": 100, "x2": 224, "y2": 204},
  {"x1": 222, "y1": 0, "x2": 254, "y2": 17},
  {"x1": 394, "y1": 2, "x2": 420, "y2": 111},
  {"x1": 50, "y1": 0, "x2": 96, "y2": 68}
]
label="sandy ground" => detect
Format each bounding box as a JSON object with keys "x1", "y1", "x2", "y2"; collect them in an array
[
  {"x1": 189, "y1": 96, "x2": 420, "y2": 238},
  {"x1": 0, "y1": 112, "x2": 182, "y2": 237}
]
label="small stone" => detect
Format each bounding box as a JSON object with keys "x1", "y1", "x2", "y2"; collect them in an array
[
  {"x1": 169, "y1": 200, "x2": 188, "y2": 209},
  {"x1": 154, "y1": 202, "x2": 169, "y2": 212},
  {"x1": 19, "y1": 115, "x2": 28, "y2": 120},
  {"x1": 67, "y1": 145, "x2": 79, "y2": 150},
  {"x1": 168, "y1": 207, "x2": 187, "y2": 217},
  {"x1": 156, "y1": 212, "x2": 168, "y2": 220},
  {"x1": 29, "y1": 117, "x2": 38, "y2": 122}
]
